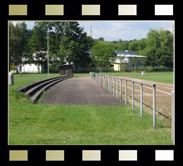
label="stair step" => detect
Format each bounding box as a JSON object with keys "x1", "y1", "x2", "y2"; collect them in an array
[
  {"x1": 17, "y1": 75, "x2": 66, "y2": 92},
  {"x1": 30, "y1": 76, "x2": 70, "y2": 102},
  {"x1": 25, "y1": 76, "x2": 67, "y2": 96}
]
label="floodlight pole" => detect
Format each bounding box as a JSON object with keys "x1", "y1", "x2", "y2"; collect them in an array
[{"x1": 47, "y1": 29, "x2": 49, "y2": 78}]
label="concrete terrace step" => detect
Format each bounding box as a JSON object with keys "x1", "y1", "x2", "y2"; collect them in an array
[
  {"x1": 16, "y1": 75, "x2": 71, "y2": 103},
  {"x1": 30, "y1": 76, "x2": 70, "y2": 102},
  {"x1": 25, "y1": 76, "x2": 66, "y2": 96},
  {"x1": 16, "y1": 75, "x2": 66, "y2": 92}
]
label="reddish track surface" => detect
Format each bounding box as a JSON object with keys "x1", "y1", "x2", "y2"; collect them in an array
[{"x1": 115, "y1": 76, "x2": 174, "y2": 118}]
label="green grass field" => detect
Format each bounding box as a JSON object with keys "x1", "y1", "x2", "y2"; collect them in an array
[
  {"x1": 9, "y1": 72, "x2": 173, "y2": 145},
  {"x1": 103, "y1": 71, "x2": 173, "y2": 84}
]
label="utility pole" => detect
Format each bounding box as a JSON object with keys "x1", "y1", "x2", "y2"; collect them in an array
[{"x1": 47, "y1": 29, "x2": 49, "y2": 78}]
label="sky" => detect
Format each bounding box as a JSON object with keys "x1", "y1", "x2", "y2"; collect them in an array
[{"x1": 13, "y1": 20, "x2": 174, "y2": 41}]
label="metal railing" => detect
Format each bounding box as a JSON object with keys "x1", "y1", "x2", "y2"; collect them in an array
[
  {"x1": 172, "y1": 91, "x2": 175, "y2": 144},
  {"x1": 90, "y1": 72, "x2": 157, "y2": 128}
]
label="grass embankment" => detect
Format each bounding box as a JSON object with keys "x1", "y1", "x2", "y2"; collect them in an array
[{"x1": 9, "y1": 73, "x2": 173, "y2": 145}]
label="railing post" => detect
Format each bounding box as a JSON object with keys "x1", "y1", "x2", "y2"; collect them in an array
[
  {"x1": 125, "y1": 80, "x2": 128, "y2": 105},
  {"x1": 113, "y1": 78, "x2": 115, "y2": 96},
  {"x1": 172, "y1": 91, "x2": 175, "y2": 144},
  {"x1": 108, "y1": 76, "x2": 110, "y2": 92},
  {"x1": 98, "y1": 74, "x2": 100, "y2": 84},
  {"x1": 140, "y1": 83, "x2": 143, "y2": 116},
  {"x1": 110, "y1": 77, "x2": 112, "y2": 94},
  {"x1": 105, "y1": 76, "x2": 106, "y2": 89},
  {"x1": 132, "y1": 81, "x2": 134, "y2": 110},
  {"x1": 100, "y1": 74, "x2": 101, "y2": 85},
  {"x1": 105, "y1": 76, "x2": 107, "y2": 90},
  {"x1": 102, "y1": 75, "x2": 103, "y2": 87},
  {"x1": 109, "y1": 76, "x2": 111, "y2": 93},
  {"x1": 103, "y1": 75, "x2": 104, "y2": 88},
  {"x1": 153, "y1": 85, "x2": 156, "y2": 128},
  {"x1": 120, "y1": 79, "x2": 122, "y2": 102},
  {"x1": 103, "y1": 75, "x2": 105, "y2": 88},
  {"x1": 116, "y1": 78, "x2": 118, "y2": 99}
]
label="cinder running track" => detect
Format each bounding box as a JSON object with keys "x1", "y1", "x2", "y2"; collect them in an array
[
  {"x1": 117, "y1": 76, "x2": 174, "y2": 118},
  {"x1": 40, "y1": 76, "x2": 122, "y2": 106}
]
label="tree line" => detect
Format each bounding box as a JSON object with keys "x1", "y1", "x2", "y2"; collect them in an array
[
  {"x1": 9, "y1": 21, "x2": 173, "y2": 73},
  {"x1": 9, "y1": 21, "x2": 94, "y2": 72},
  {"x1": 107, "y1": 28, "x2": 173, "y2": 69}
]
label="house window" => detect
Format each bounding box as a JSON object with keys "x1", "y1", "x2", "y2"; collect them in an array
[{"x1": 110, "y1": 65, "x2": 114, "y2": 67}]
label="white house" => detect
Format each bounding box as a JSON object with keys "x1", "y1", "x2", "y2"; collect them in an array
[{"x1": 114, "y1": 50, "x2": 145, "y2": 68}]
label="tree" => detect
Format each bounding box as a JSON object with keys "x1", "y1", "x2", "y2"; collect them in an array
[
  {"x1": 58, "y1": 22, "x2": 94, "y2": 71},
  {"x1": 28, "y1": 22, "x2": 94, "y2": 72},
  {"x1": 156, "y1": 46, "x2": 173, "y2": 68},
  {"x1": 9, "y1": 22, "x2": 29, "y2": 73},
  {"x1": 128, "y1": 39, "x2": 139, "y2": 52},
  {"x1": 98, "y1": 37, "x2": 104, "y2": 41},
  {"x1": 145, "y1": 28, "x2": 173, "y2": 69},
  {"x1": 144, "y1": 47, "x2": 157, "y2": 69},
  {"x1": 90, "y1": 41, "x2": 116, "y2": 72},
  {"x1": 117, "y1": 39, "x2": 130, "y2": 51},
  {"x1": 28, "y1": 22, "x2": 51, "y2": 71}
]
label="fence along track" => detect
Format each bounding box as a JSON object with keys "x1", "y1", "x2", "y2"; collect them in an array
[
  {"x1": 123, "y1": 91, "x2": 171, "y2": 119},
  {"x1": 90, "y1": 72, "x2": 172, "y2": 128}
]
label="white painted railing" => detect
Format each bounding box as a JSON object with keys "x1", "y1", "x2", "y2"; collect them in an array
[{"x1": 90, "y1": 72, "x2": 157, "y2": 128}]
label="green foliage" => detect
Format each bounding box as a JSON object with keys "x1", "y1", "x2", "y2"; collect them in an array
[
  {"x1": 98, "y1": 37, "x2": 104, "y2": 41},
  {"x1": 90, "y1": 41, "x2": 116, "y2": 72},
  {"x1": 127, "y1": 28, "x2": 173, "y2": 69},
  {"x1": 128, "y1": 39, "x2": 139, "y2": 52},
  {"x1": 144, "y1": 28, "x2": 173, "y2": 68},
  {"x1": 27, "y1": 22, "x2": 95, "y2": 71},
  {"x1": 49, "y1": 61, "x2": 61, "y2": 73},
  {"x1": 57, "y1": 22, "x2": 94, "y2": 70},
  {"x1": 9, "y1": 22, "x2": 29, "y2": 68}
]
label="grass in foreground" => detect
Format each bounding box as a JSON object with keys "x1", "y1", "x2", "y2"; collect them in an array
[{"x1": 9, "y1": 73, "x2": 173, "y2": 145}]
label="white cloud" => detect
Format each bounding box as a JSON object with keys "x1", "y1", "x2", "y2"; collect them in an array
[
  {"x1": 91, "y1": 21, "x2": 148, "y2": 41},
  {"x1": 90, "y1": 21, "x2": 174, "y2": 41}
]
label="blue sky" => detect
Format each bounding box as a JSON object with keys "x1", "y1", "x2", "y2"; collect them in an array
[{"x1": 14, "y1": 21, "x2": 174, "y2": 41}]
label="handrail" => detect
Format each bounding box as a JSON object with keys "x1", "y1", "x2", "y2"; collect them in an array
[{"x1": 90, "y1": 72, "x2": 157, "y2": 128}]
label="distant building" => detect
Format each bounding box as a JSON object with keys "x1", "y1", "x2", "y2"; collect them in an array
[
  {"x1": 89, "y1": 50, "x2": 146, "y2": 72},
  {"x1": 114, "y1": 50, "x2": 145, "y2": 70},
  {"x1": 11, "y1": 50, "x2": 145, "y2": 73}
]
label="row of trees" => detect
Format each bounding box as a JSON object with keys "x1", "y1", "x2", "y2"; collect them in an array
[
  {"x1": 9, "y1": 21, "x2": 94, "y2": 72},
  {"x1": 107, "y1": 28, "x2": 173, "y2": 69},
  {"x1": 9, "y1": 22, "x2": 173, "y2": 73},
  {"x1": 128, "y1": 28, "x2": 173, "y2": 69}
]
